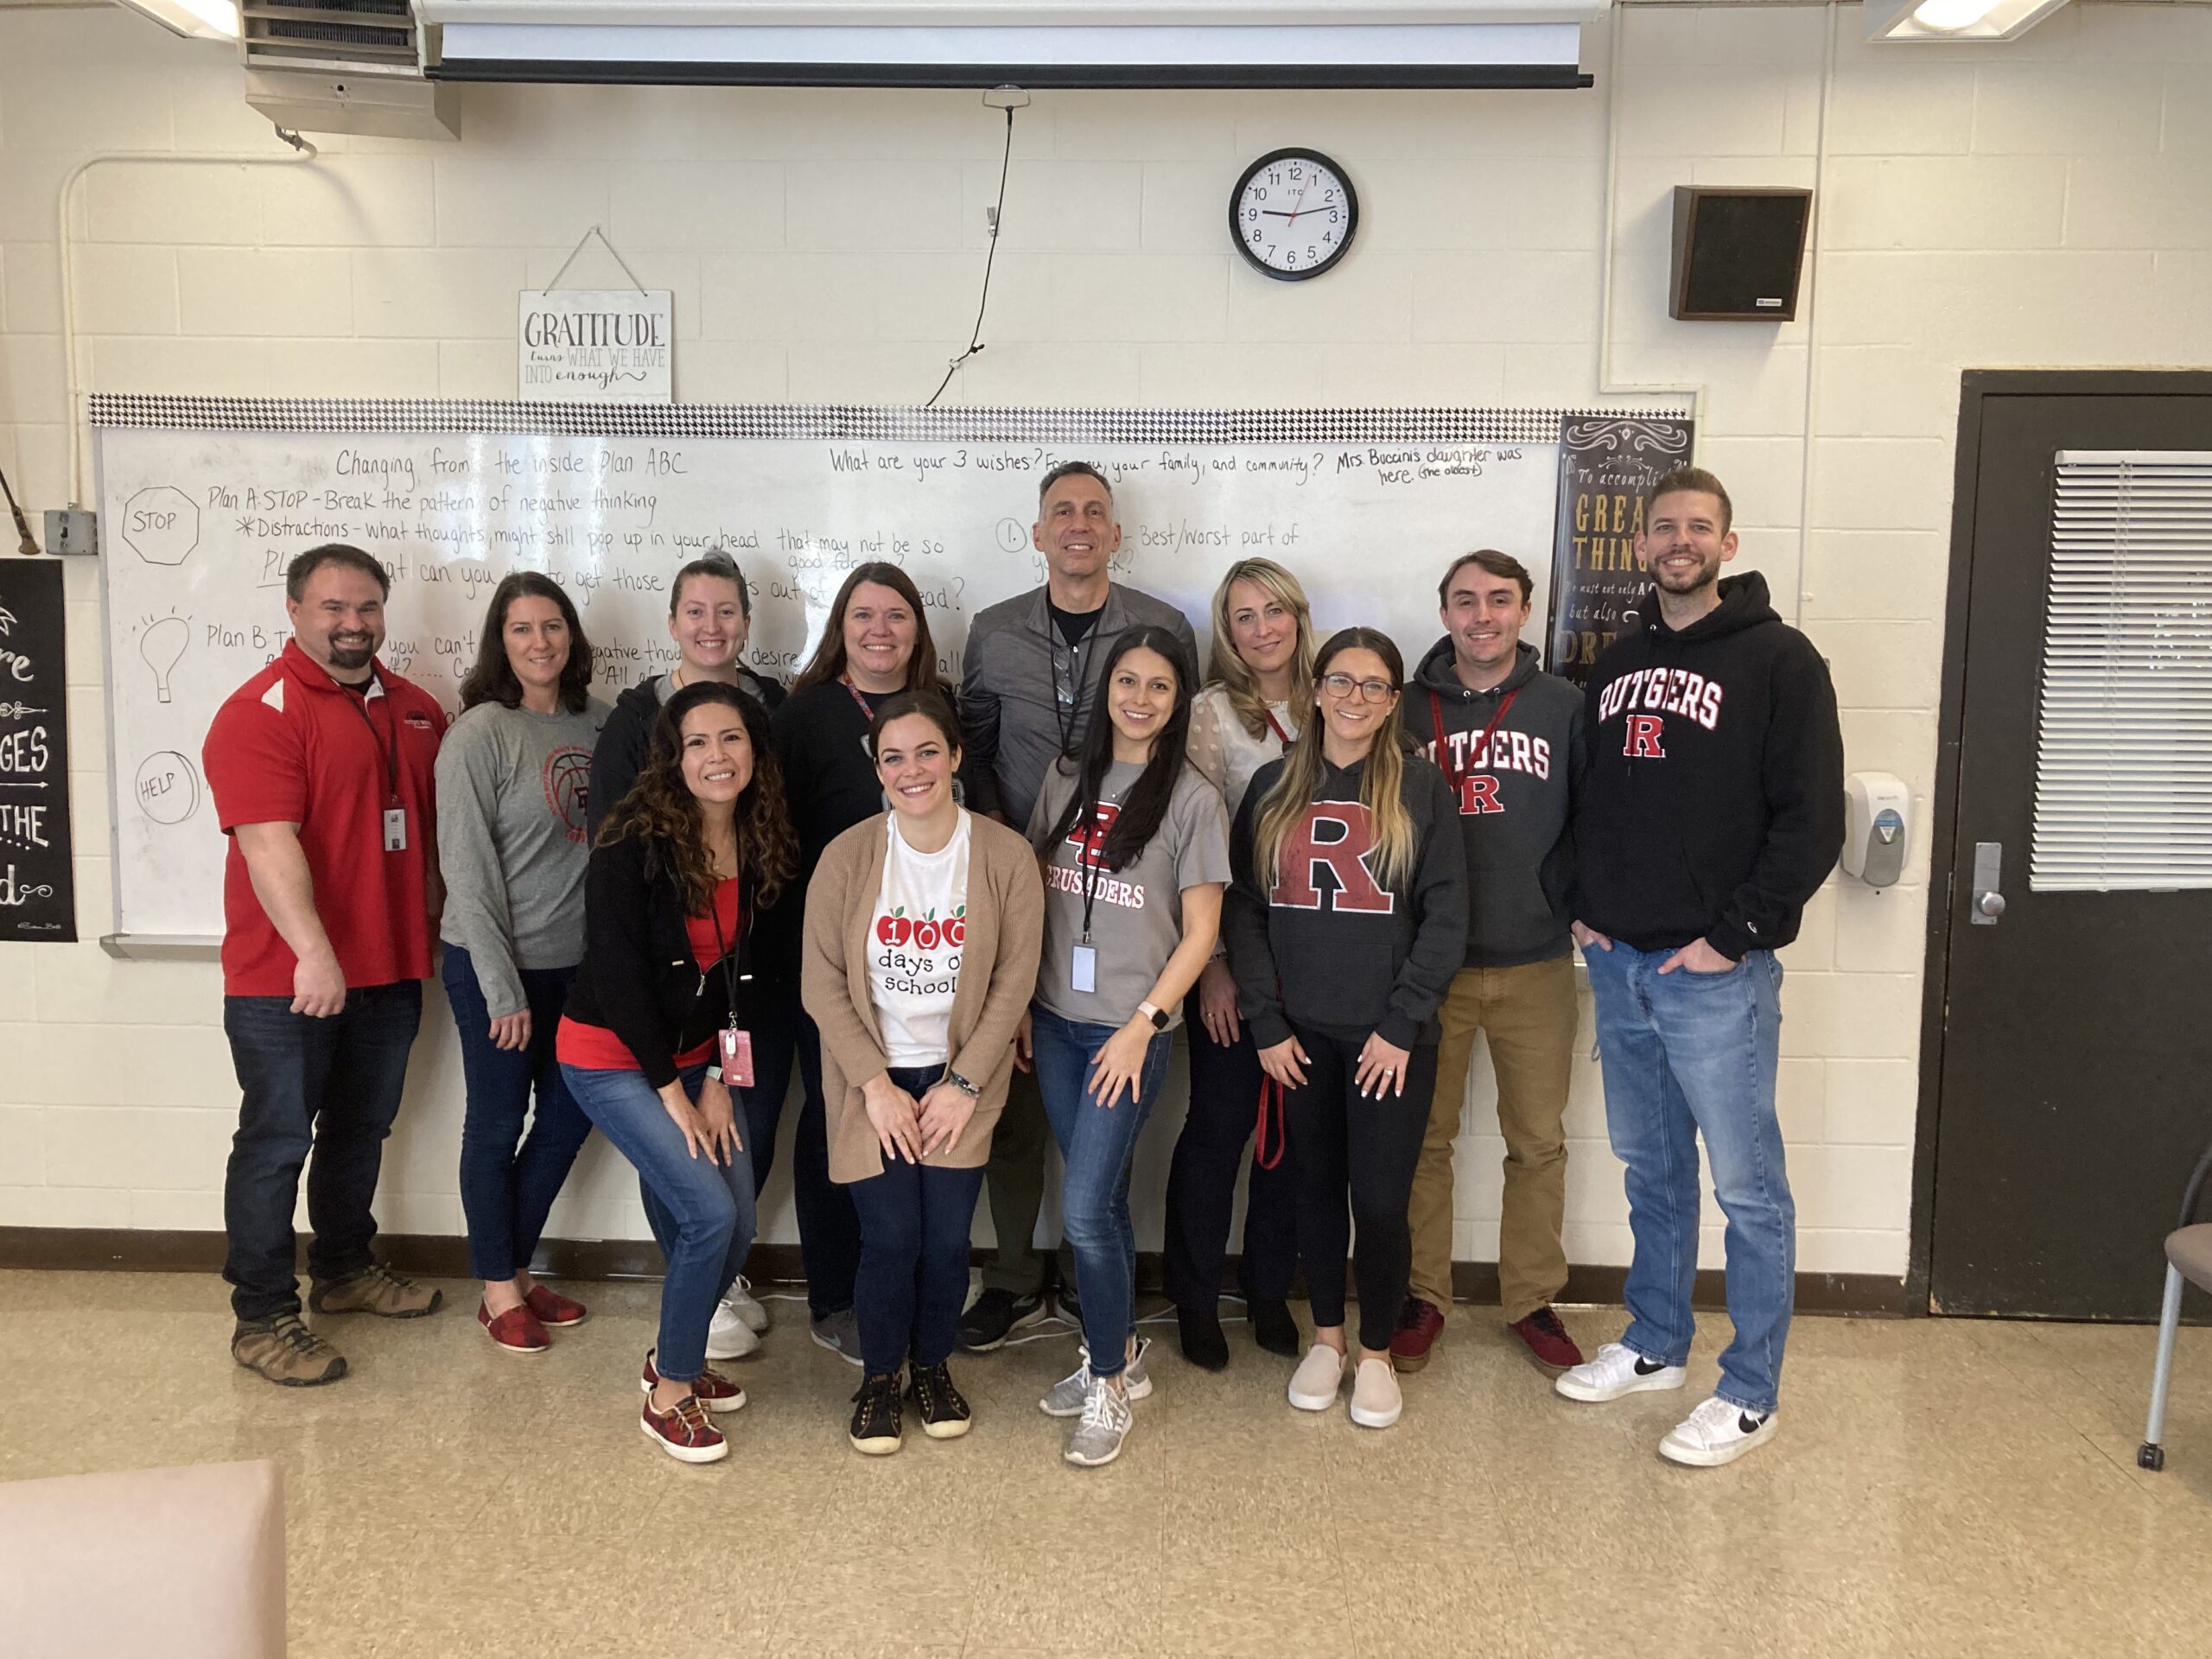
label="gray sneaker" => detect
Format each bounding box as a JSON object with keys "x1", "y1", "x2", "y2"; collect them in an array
[
  {"x1": 1039, "y1": 1336, "x2": 1154, "y2": 1417},
  {"x1": 1063, "y1": 1376, "x2": 1133, "y2": 1467},
  {"x1": 810, "y1": 1306, "x2": 863, "y2": 1367}
]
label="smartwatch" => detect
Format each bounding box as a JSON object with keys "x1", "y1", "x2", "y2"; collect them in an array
[
  {"x1": 944, "y1": 1069, "x2": 982, "y2": 1098},
  {"x1": 1137, "y1": 1001, "x2": 1169, "y2": 1031}
]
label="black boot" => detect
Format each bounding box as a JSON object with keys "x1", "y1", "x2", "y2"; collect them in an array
[
  {"x1": 1249, "y1": 1297, "x2": 1300, "y2": 1359},
  {"x1": 1177, "y1": 1304, "x2": 1230, "y2": 1371}
]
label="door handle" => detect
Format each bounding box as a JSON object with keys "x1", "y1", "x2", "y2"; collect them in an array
[{"x1": 1970, "y1": 841, "x2": 2004, "y2": 926}]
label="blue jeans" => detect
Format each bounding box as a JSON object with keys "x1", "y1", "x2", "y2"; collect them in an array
[
  {"x1": 561, "y1": 1060, "x2": 757, "y2": 1381},
  {"x1": 443, "y1": 947, "x2": 594, "y2": 1283},
  {"x1": 846, "y1": 1067, "x2": 988, "y2": 1376},
  {"x1": 222, "y1": 982, "x2": 423, "y2": 1323},
  {"x1": 739, "y1": 997, "x2": 861, "y2": 1319},
  {"x1": 1582, "y1": 941, "x2": 1793, "y2": 1414},
  {"x1": 1031, "y1": 1004, "x2": 1173, "y2": 1379}
]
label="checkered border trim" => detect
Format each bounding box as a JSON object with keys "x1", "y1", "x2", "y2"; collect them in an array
[{"x1": 88, "y1": 397, "x2": 1685, "y2": 444}]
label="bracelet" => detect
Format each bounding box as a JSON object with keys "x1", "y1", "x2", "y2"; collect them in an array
[
  {"x1": 944, "y1": 1068, "x2": 982, "y2": 1098},
  {"x1": 705, "y1": 1065, "x2": 723, "y2": 1083}
]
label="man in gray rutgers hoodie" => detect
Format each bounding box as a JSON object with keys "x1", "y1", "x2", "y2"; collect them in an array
[{"x1": 1397, "y1": 550, "x2": 1588, "y2": 1376}]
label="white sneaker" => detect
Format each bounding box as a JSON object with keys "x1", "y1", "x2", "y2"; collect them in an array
[
  {"x1": 1554, "y1": 1341, "x2": 1686, "y2": 1403},
  {"x1": 725, "y1": 1276, "x2": 771, "y2": 1333},
  {"x1": 705, "y1": 1299, "x2": 762, "y2": 1361},
  {"x1": 1063, "y1": 1376, "x2": 1133, "y2": 1467},
  {"x1": 1660, "y1": 1395, "x2": 1777, "y2": 1467},
  {"x1": 1039, "y1": 1338, "x2": 1154, "y2": 1418},
  {"x1": 1349, "y1": 1357, "x2": 1402, "y2": 1429},
  {"x1": 1287, "y1": 1344, "x2": 1346, "y2": 1412}
]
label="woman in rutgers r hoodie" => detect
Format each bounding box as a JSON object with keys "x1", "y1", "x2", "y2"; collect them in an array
[{"x1": 1222, "y1": 626, "x2": 1467, "y2": 1432}]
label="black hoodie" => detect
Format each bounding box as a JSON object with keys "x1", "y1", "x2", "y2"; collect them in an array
[
  {"x1": 1222, "y1": 751, "x2": 1468, "y2": 1052},
  {"x1": 584, "y1": 667, "x2": 785, "y2": 843},
  {"x1": 1570, "y1": 570, "x2": 1843, "y2": 960},
  {"x1": 1406, "y1": 638, "x2": 1585, "y2": 968}
]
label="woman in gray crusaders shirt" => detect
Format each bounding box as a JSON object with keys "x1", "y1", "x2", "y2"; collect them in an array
[{"x1": 1022, "y1": 624, "x2": 1230, "y2": 1470}]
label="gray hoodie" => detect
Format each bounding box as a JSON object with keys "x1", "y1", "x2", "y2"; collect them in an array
[{"x1": 1405, "y1": 639, "x2": 1584, "y2": 969}]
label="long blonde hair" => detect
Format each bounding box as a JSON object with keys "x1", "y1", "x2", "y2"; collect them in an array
[
  {"x1": 1253, "y1": 627, "x2": 1416, "y2": 894},
  {"x1": 1208, "y1": 558, "x2": 1316, "y2": 742}
]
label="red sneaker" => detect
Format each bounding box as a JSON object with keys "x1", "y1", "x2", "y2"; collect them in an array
[
  {"x1": 522, "y1": 1282, "x2": 588, "y2": 1327},
  {"x1": 639, "y1": 1393, "x2": 728, "y2": 1465},
  {"x1": 1508, "y1": 1306, "x2": 1585, "y2": 1370},
  {"x1": 1389, "y1": 1297, "x2": 1445, "y2": 1373},
  {"x1": 640, "y1": 1349, "x2": 747, "y2": 1414},
  {"x1": 478, "y1": 1300, "x2": 550, "y2": 1355}
]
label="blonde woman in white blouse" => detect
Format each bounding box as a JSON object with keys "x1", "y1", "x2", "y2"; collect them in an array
[{"x1": 1165, "y1": 558, "x2": 1319, "y2": 1371}]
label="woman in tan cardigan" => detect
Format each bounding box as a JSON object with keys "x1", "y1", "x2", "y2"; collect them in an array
[{"x1": 802, "y1": 690, "x2": 1044, "y2": 1455}]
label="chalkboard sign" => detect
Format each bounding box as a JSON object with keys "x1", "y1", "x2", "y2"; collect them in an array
[
  {"x1": 1545, "y1": 415, "x2": 1695, "y2": 687},
  {"x1": 0, "y1": 558, "x2": 74, "y2": 941}
]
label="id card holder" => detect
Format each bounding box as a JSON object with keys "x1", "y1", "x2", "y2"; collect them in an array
[
  {"x1": 382, "y1": 807, "x2": 407, "y2": 853},
  {"x1": 718, "y1": 1027, "x2": 756, "y2": 1090},
  {"x1": 1071, "y1": 942, "x2": 1097, "y2": 995}
]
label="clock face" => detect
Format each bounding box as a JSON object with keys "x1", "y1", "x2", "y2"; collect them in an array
[{"x1": 1230, "y1": 149, "x2": 1357, "y2": 282}]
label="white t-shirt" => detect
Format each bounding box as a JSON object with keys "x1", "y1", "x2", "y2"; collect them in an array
[{"x1": 868, "y1": 810, "x2": 973, "y2": 1067}]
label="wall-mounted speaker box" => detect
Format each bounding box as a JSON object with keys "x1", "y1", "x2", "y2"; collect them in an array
[{"x1": 1669, "y1": 187, "x2": 1813, "y2": 321}]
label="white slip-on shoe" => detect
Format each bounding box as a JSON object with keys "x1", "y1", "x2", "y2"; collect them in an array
[
  {"x1": 1554, "y1": 1341, "x2": 1687, "y2": 1403},
  {"x1": 1660, "y1": 1395, "x2": 1778, "y2": 1467},
  {"x1": 1349, "y1": 1357, "x2": 1403, "y2": 1429},
  {"x1": 1287, "y1": 1344, "x2": 1347, "y2": 1412},
  {"x1": 706, "y1": 1299, "x2": 762, "y2": 1361}
]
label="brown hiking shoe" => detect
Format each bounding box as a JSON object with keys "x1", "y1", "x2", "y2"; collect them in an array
[
  {"x1": 232, "y1": 1313, "x2": 348, "y2": 1387},
  {"x1": 309, "y1": 1264, "x2": 443, "y2": 1319}
]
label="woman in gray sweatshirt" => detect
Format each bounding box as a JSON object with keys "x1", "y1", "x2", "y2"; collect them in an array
[{"x1": 436, "y1": 572, "x2": 612, "y2": 1355}]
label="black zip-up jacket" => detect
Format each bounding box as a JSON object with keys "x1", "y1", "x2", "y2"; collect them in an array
[
  {"x1": 563, "y1": 830, "x2": 758, "y2": 1090},
  {"x1": 585, "y1": 667, "x2": 785, "y2": 842},
  {"x1": 1570, "y1": 571, "x2": 1844, "y2": 960},
  {"x1": 1406, "y1": 638, "x2": 1585, "y2": 969},
  {"x1": 1222, "y1": 751, "x2": 1468, "y2": 1052}
]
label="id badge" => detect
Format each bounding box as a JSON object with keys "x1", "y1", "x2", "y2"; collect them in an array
[
  {"x1": 718, "y1": 1027, "x2": 756, "y2": 1090},
  {"x1": 1071, "y1": 942, "x2": 1097, "y2": 995},
  {"x1": 382, "y1": 807, "x2": 407, "y2": 852}
]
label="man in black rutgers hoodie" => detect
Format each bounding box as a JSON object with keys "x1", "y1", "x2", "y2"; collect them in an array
[{"x1": 1556, "y1": 467, "x2": 1841, "y2": 1471}]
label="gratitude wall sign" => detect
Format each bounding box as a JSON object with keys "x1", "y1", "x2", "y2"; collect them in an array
[
  {"x1": 0, "y1": 558, "x2": 74, "y2": 941},
  {"x1": 518, "y1": 289, "x2": 674, "y2": 404}
]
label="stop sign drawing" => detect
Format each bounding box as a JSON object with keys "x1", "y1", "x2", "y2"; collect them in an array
[{"x1": 124, "y1": 486, "x2": 199, "y2": 566}]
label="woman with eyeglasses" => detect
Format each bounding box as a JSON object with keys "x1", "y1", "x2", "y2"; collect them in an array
[
  {"x1": 1164, "y1": 558, "x2": 1314, "y2": 1370},
  {"x1": 1222, "y1": 627, "x2": 1466, "y2": 1431}
]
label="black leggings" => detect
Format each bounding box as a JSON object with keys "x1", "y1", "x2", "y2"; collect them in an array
[
  {"x1": 1161, "y1": 986, "x2": 1300, "y2": 1310},
  {"x1": 1283, "y1": 1025, "x2": 1438, "y2": 1353}
]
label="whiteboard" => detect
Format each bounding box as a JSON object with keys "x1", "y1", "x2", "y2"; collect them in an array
[{"x1": 92, "y1": 398, "x2": 1615, "y2": 943}]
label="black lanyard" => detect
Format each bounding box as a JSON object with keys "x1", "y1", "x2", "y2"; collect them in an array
[
  {"x1": 1077, "y1": 802, "x2": 1105, "y2": 941},
  {"x1": 344, "y1": 676, "x2": 399, "y2": 806},
  {"x1": 702, "y1": 877, "x2": 750, "y2": 1027},
  {"x1": 1039, "y1": 608, "x2": 1102, "y2": 756}
]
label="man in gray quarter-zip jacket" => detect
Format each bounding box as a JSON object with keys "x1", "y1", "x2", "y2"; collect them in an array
[
  {"x1": 1396, "y1": 550, "x2": 1589, "y2": 1378},
  {"x1": 955, "y1": 461, "x2": 1198, "y2": 1351}
]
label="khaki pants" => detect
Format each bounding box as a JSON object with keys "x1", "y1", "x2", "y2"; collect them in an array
[{"x1": 1407, "y1": 954, "x2": 1578, "y2": 1321}]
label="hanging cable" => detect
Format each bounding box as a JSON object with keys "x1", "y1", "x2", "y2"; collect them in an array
[
  {"x1": 923, "y1": 103, "x2": 1018, "y2": 410},
  {"x1": 0, "y1": 460, "x2": 39, "y2": 556}
]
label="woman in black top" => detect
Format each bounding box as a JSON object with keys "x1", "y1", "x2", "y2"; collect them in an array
[
  {"x1": 753, "y1": 562, "x2": 958, "y2": 1361},
  {"x1": 557, "y1": 681, "x2": 798, "y2": 1464}
]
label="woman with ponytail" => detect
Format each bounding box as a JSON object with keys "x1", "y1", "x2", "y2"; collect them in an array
[{"x1": 1220, "y1": 627, "x2": 1467, "y2": 1432}]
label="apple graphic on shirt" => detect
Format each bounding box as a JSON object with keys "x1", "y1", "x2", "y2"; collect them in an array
[
  {"x1": 913, "y1": 912, "x2": 943, "y2": 950},
  {"x1": 944, "y1": 905, "x2": 966, "y2": 948},
  {"x1": 875, "y1": 907, "x2": 912, "y2": 947}
]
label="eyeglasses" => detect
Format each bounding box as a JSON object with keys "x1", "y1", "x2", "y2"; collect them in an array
[{"x1": 1320, "y1": 672, "x2": 1397, "y2": 704}]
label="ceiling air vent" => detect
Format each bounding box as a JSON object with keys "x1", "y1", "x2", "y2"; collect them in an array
[{"x1": 241, "y1": 2, "x2": 461, "y2": 140}]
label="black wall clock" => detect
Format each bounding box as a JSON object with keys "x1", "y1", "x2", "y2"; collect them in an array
[{"x1": 1230, "y1": 148, "x2": 1358, "y2": 282}]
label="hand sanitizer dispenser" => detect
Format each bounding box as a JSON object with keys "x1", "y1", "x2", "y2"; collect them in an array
[{"x1": 1842, "y1": 772, "x2": 1910, "y2": 888}]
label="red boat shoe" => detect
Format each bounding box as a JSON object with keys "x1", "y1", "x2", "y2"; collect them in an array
[
  {"x1": 1508, "y1": 1306, "x2": 1585, "y2": 1370},
  {"x1": 1389, "y1": 1297, "x2": 1446, "y2": 1373},
  {"x1": 522, "y1": 1282, "x2": 588, "y2": 1327},
  {"x1": 641, "y1": 1349, "x2": 747, "y2": 1414},
  {"x1": 639, "y1": 1393, "x2": 728, "y2": 1465},
  {"x1": 478, "y1": 1300, "x2": 550, "y2": 1356}
]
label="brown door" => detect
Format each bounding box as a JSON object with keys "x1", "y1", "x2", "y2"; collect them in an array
[{"x1": 1924, "y1": 374, "x2": 2212, "y2": 1319}]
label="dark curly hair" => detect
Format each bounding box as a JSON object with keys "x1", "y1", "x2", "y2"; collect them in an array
[{"x1": 595, "y1": 680, "x2": 797, "y2": 915}]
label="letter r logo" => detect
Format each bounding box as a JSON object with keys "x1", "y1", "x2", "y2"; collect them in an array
[{"x1": 1624, "y1": 714, "x2": 1667, "y2": 759}]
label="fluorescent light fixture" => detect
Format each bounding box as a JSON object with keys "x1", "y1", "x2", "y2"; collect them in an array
[
  {"x1": 113, "y1": 0, "x2": 240, "y2": 41},
  {"x1": 417, "y1": 0, "x2": 1599, "y2": 89},
  {"x1": 1866, "y1": 0, "x2": 2070, "y2": 42}
]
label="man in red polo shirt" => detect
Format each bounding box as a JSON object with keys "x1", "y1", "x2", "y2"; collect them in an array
[{"x1": 205, "y1": 543, "x2": 449, "y2": 1386}]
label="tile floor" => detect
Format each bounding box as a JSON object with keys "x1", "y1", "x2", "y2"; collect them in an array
[{"x1": 3, "y1": 1270, "x2": 2209, "y2": 1657}]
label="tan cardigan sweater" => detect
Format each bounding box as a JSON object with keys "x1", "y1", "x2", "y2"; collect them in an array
[{"x1": 802, "y1": 809, "x2": 1045, "y2": 1185}]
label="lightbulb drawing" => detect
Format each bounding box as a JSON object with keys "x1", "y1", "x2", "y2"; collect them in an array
[{"x1": 141, "y1": 614, "x2": 189, "y2": 704}]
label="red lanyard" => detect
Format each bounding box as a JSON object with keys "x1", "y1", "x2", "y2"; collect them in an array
[
  {"x1": 1429, "y1": 687, "x2": 1518, "y2": 791},
  {"x1": 1262, "y1": 706, "x2": 1292, "y2": 745},
  {"x1": 1255, "y1": 1076, "x2": 1286, "y2": 1170},
  {"x1": 840, "y1": 677, "x2": 876, "y2": 721}
]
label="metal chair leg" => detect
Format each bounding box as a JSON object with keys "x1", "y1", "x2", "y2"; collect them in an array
[{"x1": 2139, "y1": 1263, "x2": 2185, "y2": 1471}]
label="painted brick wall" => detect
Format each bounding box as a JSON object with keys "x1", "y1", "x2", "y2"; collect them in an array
[{"x1": 2, "y1": 3, "x2": 2208, "y2": 1279}]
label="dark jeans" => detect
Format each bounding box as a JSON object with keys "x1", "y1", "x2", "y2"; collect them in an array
[
  {"x1": 562, "y1": 1061, "x2": 755, "y2": 1381},
  {"x1": 846, "y1": 1067, "x2": 988, "y2": 1376},
  {"x1": 222, "y1": 982, "x2": 423, "y2": 1323},
  {"x1": 740, "y1": 995, "x2": 861, "y2": 1318},
  {"x1": 1284, "y1": 1024, "x2": 1439, "y2": 1354},
  {"x1": 442, "y1": 946, "x2": 594, "y2": 1284},
  {"x1": 1162, "y1": 988, "x2": 1300, "y2": 1311}
]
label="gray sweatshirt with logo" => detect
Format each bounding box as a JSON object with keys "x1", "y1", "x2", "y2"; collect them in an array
[{"x1": 435, "y1": 696, "x2": 613, "y2": 1018}]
